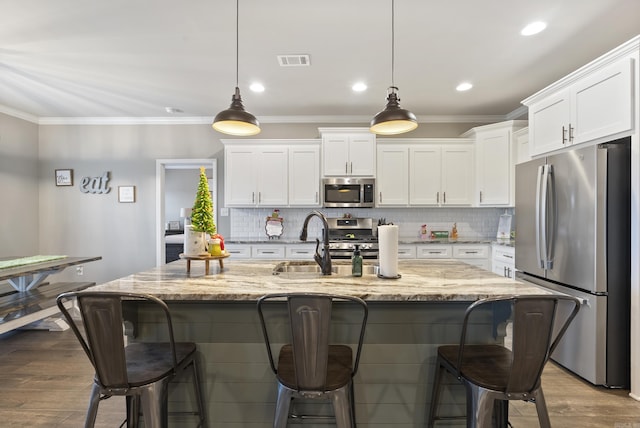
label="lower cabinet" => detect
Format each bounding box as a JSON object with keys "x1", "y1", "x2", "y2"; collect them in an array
[
  {"x1": 225, "y1": 244, "x2": 252, "y2": 259},
  {"x1": 225, "y1": 243, "x2": 317, "y2": 260},
  {"x1": 492, "y1": 244, "x2": 515, "y2": 278},
  {"x1": 285, "y1": 244, "x2": 317, "y2": 259}
]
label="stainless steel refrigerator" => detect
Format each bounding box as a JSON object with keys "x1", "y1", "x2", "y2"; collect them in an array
[{"x1": 515, "y1": 137, "x2": 630, "y2": 388}]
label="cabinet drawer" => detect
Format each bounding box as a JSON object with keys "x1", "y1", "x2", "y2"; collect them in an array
[
  {"x1": 397, "y1": 245, "x2": 417, "y2": 259},
  {"x1": 416, "y1": 245, "x2": 452, "y2": 259},
  {"x1": 452, "y1": 245, "x2": 489, "y2": 259},
  {"x1": 252, "y1": 245, "x2": 286, "y2": 259},
  {"x1": 285, "y1": 245, "x2": 317, "y2": 259},
  {"x1": 226, "y1": 245, "x2": 251, "y2": 259},
  {"x1": 492, "y1": 245, "x2": 515, "y2": 264}
]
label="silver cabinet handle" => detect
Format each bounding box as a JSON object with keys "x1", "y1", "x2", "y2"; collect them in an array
[
  {"x1": 315, "y1": 192, "x2": 318, "y2": 203},
  {"x1": 379, "y1": 192, "x2": 382, "y2": 203},
  {"x1": 252, "y1": 192, "x2": 255, "y2": 203},
  {"x1": 350, "y1": 162, "x2": 353, "y2": 174},
  {"x1": 437, "y1": 192, "x2": 439, "y2": 203},
  {"x1": 562, "y1": 126, "x2": 567, "y2": 144},
  {"x1": 464, "y1": 251, "x2": 478, "y2": 254},
  {"x1": 479, "y1": 191, "x2": 483, "y2": 203},
  {"x1": 504, "y1": 266, "x2": 507, "y2": 277},
  {"x1": 443, "y1": 192, "x2": 446, "y2": 204},
  {"x1": 345, "y1": 162, "x2": 348, "y2": 174},
  {"x1": 569, "y1": 124, "x2": 574, "y2": 142},
  {"x1": 258, "y1": 192, "x2": 261, "y2": 203},
  {"x1": 504, "y1": 254, "x2": 513, "y2": 259},
  {"x1": 261, "y1": 251, "x2": 275, "y2": 254}
]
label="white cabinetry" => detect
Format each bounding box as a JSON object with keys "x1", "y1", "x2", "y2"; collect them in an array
[
  {"x1": 320, "y1": 128, "x2": 376, "y2": 176},
  {"x1": 285, "y1": 244, "x2": 317, "y2": 259},
  {"x1": 416, "y1": 245, "x2": 452, "y2": 259},
  {"x1": 225, "y1": 145, "x2": 288, "y2": 207},
  {"x1": 223, "y1": 140, "x2": 321, "y2": 208},
  {"x1": 376, "y1": 139, "x2": 474, "y2": 207},
  {"x1": 251, "y1": 245, "x2": 286, "y2": 259},
  {"x1": 289, "y1": 145, "x2": 321, "y2": 206},
  {"x1": 397, "y1": 244, "x2": 417, "y2": 259},
  {"x1": 514, "y1": 127, "x2": 530, "y2": 165},
  {"x1": 462, "y1": 121, "x2": 527, "y2": 207},
  {"x1": 492, "y1": 244, "x2": 515, "y2": 279},
  {"x1": 376, "y1": 145, "x2": 409, "y2": 205},
  {"x1": 225, "y1": 244, "x2": 252, "y2": 259},
  {"x1": 453, "y1": 244, "x2": 491, "y2": 270},
  {"x1": 524, "y1": 54, "x2": 635, "y2": 157}
]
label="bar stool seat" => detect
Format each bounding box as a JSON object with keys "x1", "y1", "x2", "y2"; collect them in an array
[
  {"x1": 428, "y1": 294, "x2": 581, "y2": 428},
  {"x1": 57, "y1": 291, "x2": 207, "y2": 428},
  {"x1": 257, "y1": 292, "x2": 368, "y2": 428}
]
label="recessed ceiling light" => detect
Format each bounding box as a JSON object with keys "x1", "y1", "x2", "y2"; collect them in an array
[
  {"x1": 352, "y1": 82, "x2": 367, "y2": 92},
  {"x1": 165, "y1": 107, "x2": 183, "y2": 114},
  {"x1": 456, "y1": 82, "x2": 473, "y2": 92},
  {"x1": 249, "y1": 82, "x2": 265, "y2": 93},
  {"x1": 521, "y1": 21, "x2": 547, "y2": 36}
]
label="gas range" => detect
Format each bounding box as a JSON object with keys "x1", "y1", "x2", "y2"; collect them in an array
[{"x1": 326, "y1": 217, "x2": 379, "y2": 259}]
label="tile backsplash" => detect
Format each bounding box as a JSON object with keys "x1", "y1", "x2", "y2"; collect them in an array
[{"x1": 229, "y1": 207, "x2": 514, "y2": 241}]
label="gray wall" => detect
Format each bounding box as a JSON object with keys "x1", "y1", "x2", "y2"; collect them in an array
[
  {"x1": 0, "y1": 113, "x2": 39, "y2": 257},
  {"x1": 2, "y1": 118, "x2": 484, "y2": 284}
]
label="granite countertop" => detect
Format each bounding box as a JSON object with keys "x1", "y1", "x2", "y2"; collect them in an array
[{"x1": 90, "y1": 259, "x2": 548, "y2": 302}]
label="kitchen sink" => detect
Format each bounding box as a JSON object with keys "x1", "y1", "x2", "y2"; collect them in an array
[{"x1": 272, "y1": 260, "x2": 378, "y2": 276}]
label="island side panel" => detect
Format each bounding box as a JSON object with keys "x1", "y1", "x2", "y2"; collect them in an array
[{"x1": 132, "y1": 300, "x2": 499, "y2": 427}]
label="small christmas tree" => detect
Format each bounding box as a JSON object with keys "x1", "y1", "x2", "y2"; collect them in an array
[{"x1": 190, "y1": 167, "x2": 216, "y2": 235}]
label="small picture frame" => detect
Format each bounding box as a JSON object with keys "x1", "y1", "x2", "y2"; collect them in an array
[
  {"x1": 55, "y1": 169, "x2": 73, "y2": 186},
  {"x1": 118, "y1": 185, "x2": 136, "y2": 203}
]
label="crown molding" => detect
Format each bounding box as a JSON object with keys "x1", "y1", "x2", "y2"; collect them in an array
[{"x1": 2, "y1": 106, "x2": 524, "y2": 126}]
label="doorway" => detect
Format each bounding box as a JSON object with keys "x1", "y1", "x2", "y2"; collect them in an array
[{"x1": 155, "y1": 159, "x2": 217, "y2": 266}]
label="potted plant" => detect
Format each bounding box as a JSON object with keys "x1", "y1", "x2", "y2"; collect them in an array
[{"x1": 184, "y1": 167, "x2": 216, "y2": 255}]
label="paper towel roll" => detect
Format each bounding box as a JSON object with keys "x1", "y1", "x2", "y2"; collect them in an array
[{"x1": 378, "y1": 225, "x2": 399, "y2": 278}]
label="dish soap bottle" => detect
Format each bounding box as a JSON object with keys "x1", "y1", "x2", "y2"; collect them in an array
[{"x1": 352, "y1": 244, "x2": 363, "y2": 277}]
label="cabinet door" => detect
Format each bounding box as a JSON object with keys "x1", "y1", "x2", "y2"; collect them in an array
[
  {"x1": 571, "y1": 57, "x2": 634, "y2": 144},
  {"x1": 416, "y1": 245, "x2": 452, "y2": 259},
  {"x1": 409, "y1": 146, "x2": 441, "y2": 205},
  {"x1": 376, "y1": 145, "x2": 408, "y2": 206},
  {"x1": 348, "y1": 134, "x2": 376, "y2": 176},
  {"x1": 529, "y1": 90, "x2": 571, "y2": 156},
  {"x1": 257, "y1": 148, "x2": 288, "y2": 206},
  {"x1": 514, "y1": 128, "x2": 530, "y2": 164},
  {"x1": 289, "y1": 145, "x2": 320, "y2": 206},
  {"x1": 441, "y1": 145, "x2": 474, "y2": 205},
  {"x1": 323, "y1": 135, "x2": 350, "y2": 176},
  {"x1": 225, "y1": 148, "x2": 257, "y2": 206},
  {"x1": 476, "y1": 129, "x2": 511, "y2": 206}
]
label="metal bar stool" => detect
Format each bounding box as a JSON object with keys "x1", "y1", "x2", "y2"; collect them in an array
[
  {"x1": 257, "y1": 292, "x2": 368, "y2": 428},
  {"x1": 57, "y1": 291, "x2": 207, "y2": 428},
  {"x1": 428, "y1": 294, "x2": 581, "y2": 428}
]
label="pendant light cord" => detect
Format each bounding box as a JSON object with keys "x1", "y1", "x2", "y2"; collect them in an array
[
  {"x1": 391, "y1": 0, "x2": 395, "y2": 89},
  {"x1": 235, "y1": 0, "x2": 239, "y2": 88}
]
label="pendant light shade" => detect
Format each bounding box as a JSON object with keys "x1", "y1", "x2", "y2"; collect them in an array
[
  {"x1": 212, "y1": 87, "x2": 260, "y2": 136},
  {"x1": 370, "y1": 86, "x2": 418, "y2": 135},
  {"x1": 212, "y1": 0, "x2": 260, "y2": 136},
  {"x1": 370, "y1": 0, "x2": 417, "y2": 135}
]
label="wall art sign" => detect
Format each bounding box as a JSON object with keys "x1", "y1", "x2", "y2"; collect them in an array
[
  {"x1": 55, "y1": 169, "x2": 73, "y2": 186},
  {"x1": 80, "y1": 171, "x2": 111, "y2": 194},
  {"x1": 118, "y1": 185, "x2": 136, "y2": 203}
]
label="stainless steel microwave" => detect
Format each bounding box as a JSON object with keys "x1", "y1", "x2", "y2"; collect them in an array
[{"x1": 322, "y1": 177, "x2": 375, "y2": 208}]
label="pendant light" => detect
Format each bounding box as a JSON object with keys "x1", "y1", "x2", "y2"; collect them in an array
[
  {"x1": 370, "y1": 0, "x2": 418, "y2": 135},
  {"x1": 212, "y1": 0, "x2": 260, "y2": 136}
]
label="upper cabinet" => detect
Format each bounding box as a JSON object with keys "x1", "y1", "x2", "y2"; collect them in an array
[
  {"x1": 462, "y1": 121, "x2": 527, "y2": 207},
  {"x1": 223, "y1": 140, "x2": 321, "y2": 208},
  {"x1": 376, "y1": 139, "x2": 474, "y2": 207},
  {"x1": 523, "y1": 36, "x2": 638, "y2": 157},
  {"x1": 319, "y1": 128, "x2": 376, "y2": 176}
]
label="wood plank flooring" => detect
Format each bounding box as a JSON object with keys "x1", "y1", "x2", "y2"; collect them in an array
[{"x1": 1, "y1": 327, "x2": 640, "y2": 427}]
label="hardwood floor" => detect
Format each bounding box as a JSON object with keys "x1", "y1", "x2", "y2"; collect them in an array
[{"x1": 1, "y1": 327, "x2": 640, "y2": 427}]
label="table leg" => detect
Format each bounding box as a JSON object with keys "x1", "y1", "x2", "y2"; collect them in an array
[
  {"x1": 218, "y1": 259, "x2": 224, "y2": 270},
  {"x1": 205, "y1": 260, "x2": 210, "y2": 275},
  {"x1": 186, "y1": 260, "x2": 191, "y2": 274}
]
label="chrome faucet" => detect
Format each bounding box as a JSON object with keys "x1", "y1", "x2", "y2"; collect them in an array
[{"x1": 300, "y1": 210, "x2": 332, "y2": 275}]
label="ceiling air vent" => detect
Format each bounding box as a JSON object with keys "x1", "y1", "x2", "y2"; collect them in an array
[{"x1": 277, "y1": 54, "x2": 311, "y2": 67}]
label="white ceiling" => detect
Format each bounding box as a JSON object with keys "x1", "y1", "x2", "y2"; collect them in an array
[{"x1": 2, "y1": 0, "x2": 639, "y2": 124}]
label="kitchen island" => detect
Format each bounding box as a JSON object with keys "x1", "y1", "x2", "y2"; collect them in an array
[{"x1": 90, "y1": 259, "x2": 549, "y2": 427}]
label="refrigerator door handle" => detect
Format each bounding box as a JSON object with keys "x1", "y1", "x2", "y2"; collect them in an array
[
  {"x1": 545, "y1": 164, "x2": 556, "y2": 269},
  {"x1": 536, "y1": 164, "x2": 545, "y2": 269}
]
